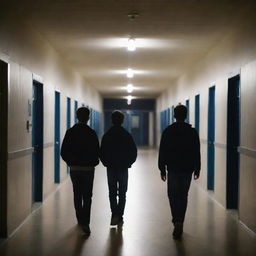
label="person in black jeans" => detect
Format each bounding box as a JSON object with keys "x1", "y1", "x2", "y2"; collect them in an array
[
  {"x1": 100, "y1": 110, "x2": 137, "y2": 226},
  {"x1": 158, "y1": 104, "x2": 201, "y2": 240},
  {"x1": 61, "y1": 107, "x2": 99, "y2": 235}
]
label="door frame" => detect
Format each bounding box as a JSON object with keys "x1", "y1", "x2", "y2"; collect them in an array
[{"x1": 0, "y1": 59, "x2": 8, "y2": 237}]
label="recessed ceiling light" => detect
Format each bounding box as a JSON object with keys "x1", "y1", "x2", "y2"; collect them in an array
[
  {"x1": 127, "y1": 95, "x2": 133, "y2": 105},
  {"x1": 127, "y1": 68, "x2": 134, "y2": 78},
  {"x1": 127, "y1": 38, "x2": 136, "y2": 51},
  {"x1": 127, "y1": 84, "x2": 134, "y2": 93}
]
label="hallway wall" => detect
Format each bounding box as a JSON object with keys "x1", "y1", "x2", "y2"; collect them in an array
[
  {"x1": 156, "y1": 8, "x2": 256, "y2": 232},
  {"x1": 0, "y1": 13, "x2": 102, "y2": 235}
]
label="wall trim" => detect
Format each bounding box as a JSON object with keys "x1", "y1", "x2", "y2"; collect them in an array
[
  {"x1": 238, "y1": 146, "x2": 256, "y2": 159},
  {"x1": 44, "y1": 142, "x2": 54, "y2": 148},
  {"x1": 8, "y1": 147, "x2": 34, "y2": 160},
  {"x1": 214, "y1": 142, "x2": 226, "y2": 149}
]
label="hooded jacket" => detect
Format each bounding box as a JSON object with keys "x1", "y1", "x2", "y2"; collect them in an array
[
  {"x1": 61, "y1": 123, "x2": 99, "y2": 167},
  {"x1": 100, "y1": 125, "x2": 137, "y2": 169},
  {"x1": 158, "y1": 122, "x2": 201, "y2": 175}
]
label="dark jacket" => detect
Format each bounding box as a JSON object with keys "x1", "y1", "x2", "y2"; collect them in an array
[
  {"x1": 100, "y1": 125, "x2": 137, "y2": 169},
  {"x1": 158, "y1": 122, "x2": 201, "y2": 175},
  {"x1": 61, "y1": 123, "x2": 99, "y2": 167}
]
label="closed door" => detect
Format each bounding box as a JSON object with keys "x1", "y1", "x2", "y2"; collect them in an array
[
  {"x1": 0, "y1": 60, "x2": 8, "y2": 237},
  {"x1": 32, "y1": 81, "x2": 44, "y2": 202},
  {"x1": 186, "y1": 99, "x2": 190, "y2": 123},
  {"x1": 227, "y1": 75, "x2": 240, "y2": 209},
  {"x1": 74, "y1": 100, "x2": 78, "y2": 124},
  {"x1": 195, "y1": 94, "x2": 200, "y2": 133},
  {"x1": 208, "y1": 86, "x2": 215, "y2": 190},
  {"x1": 54, "y1": 91, "x2": 60, "y2": 183}
]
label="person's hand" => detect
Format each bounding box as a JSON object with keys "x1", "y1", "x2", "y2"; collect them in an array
[
  {"x1": 194, "y1": 173, "x2": 200, "y2": 180},
  {"x1": 161, "y1": 173, "x2": 166, "y2": 182}
]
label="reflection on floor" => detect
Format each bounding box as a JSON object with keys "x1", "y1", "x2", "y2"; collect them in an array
[{"x1": 0, "y1": 149, "x2": 255, "y2": 256}]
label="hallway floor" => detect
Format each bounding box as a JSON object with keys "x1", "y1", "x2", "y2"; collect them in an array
[{"x1": 0, "y1": 149, "x2": 255, "y2": 256}]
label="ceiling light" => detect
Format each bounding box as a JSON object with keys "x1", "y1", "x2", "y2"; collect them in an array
[
  {"x1": 127, "y1": 38, "x2": 136, "y2": 51},
  {"x1": 127, "y1": 95, "x2": 133, "y2": 105},
  {"x1": 127, "y1": 68, "x2": 134, "y2": 78},
  {"x1": 127, "y1": 84, "x2": 134, "y2": 93}
]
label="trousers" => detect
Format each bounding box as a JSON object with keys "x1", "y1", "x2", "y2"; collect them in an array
[
  {"x1": 70, "y1": 170, "x2": 95, "y2": 225},
  {"x1": 167, "y1": 171, "x2": 192, "y2": 224},
  {"x1": 107, "y1": 168, "x2": 128, "y2": 217}
]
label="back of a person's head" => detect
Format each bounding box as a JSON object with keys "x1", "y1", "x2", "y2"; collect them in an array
[
  {"x1": 112, "y1": 110, "x2": 124, "y2": 125},
  {"x1": 174, "y1": 104, "x2": 187, "y2": 121},
  {"x1": 76, "y1": 107, "x2": 90, "y2": 123}
]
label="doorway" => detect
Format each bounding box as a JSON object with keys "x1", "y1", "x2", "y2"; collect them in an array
[
  {"x1": 0, "y1": 60, "x2": 8, "y2": 237},
  {"x1": 32, "y1": 80, "x2": 44, "y2": 202},
  {"x1": 226, "y1": 75, "x2": 240, "y2": 209},
  {"x1": 74, "y1": 100, "x2": 78, "y2": 124},
  {"x1": 186, "y1": 99, "x2": 190, "y2": 123},
  {"x1": 208, "y1": 86, "x2": 215, "y2": 190},
  {"x1": 54, "y1": 91, "x2": 60, "y2": 183},
  {"x1": 195, "y1": 94, "x2": 200, "y2": 133}
]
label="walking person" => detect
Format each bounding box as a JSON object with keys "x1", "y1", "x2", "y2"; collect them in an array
[
  {"x1": 61, "y1": 107, "x2": 99, "y2": 235},
  {"x1": 158, "y1": 104, "x2": 201, "y2": 240},
  {"x1": 100, "y1": 110, "x2": 137, "y2": 226}
]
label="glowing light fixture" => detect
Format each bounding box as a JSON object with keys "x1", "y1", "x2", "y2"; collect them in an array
[
  {"x1": 126, "y1": 84, "x2": 134, "y2": 93},
  {"x1": 127, "y1": 95, "x2": 133, "y2": 105},
  {"x1": 127, "y1": 68, "x2": 134, "y2": 78},
  {"x1": 127, "y1": 38, "x2": 136, "y2": 51}
]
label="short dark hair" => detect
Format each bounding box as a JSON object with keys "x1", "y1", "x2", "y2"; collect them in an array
[
  {"x1": 111, "y1": 110, "x2": 124, "y2": 125},
  {"x1": 174, "y1": 104, "x2": 187, "y2": 121},
  {"x1": 76, "y1": 107, "x2": 90, "y2": 122}
]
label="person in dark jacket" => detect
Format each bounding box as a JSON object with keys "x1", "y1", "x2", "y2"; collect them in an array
[
  {"x1": 158, "y1": 104, "x2": 201, "y2": 240},
  {"x1": 61, "y1": 107, "x2": 99, "y2": 235},
  {"x1": 100, "y1": 110, "x2": 137, "y2": 226}
]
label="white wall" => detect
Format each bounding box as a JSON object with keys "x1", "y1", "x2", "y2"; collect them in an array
[
  {"x1": 157, "y1": 10, "x2": 256, "y2": 232},
  {"x1": 0, "y1": 13, "x2": 102, "y2": 235}
]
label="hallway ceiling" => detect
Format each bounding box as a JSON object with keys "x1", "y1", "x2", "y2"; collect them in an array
[{"x1": 4, "y1": 0, "x2": 253, "y2": 98}]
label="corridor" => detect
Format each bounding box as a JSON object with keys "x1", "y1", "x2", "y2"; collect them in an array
[{"x1": 0, "y1": 149, "x2": 255, "y2": 256}]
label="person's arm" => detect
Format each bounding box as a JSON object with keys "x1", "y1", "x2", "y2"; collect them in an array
[
  {"x1": 99, "y1": 134, "x2": 109, "y2": 167},
  {"x1": 91, "y1": 130, "x2": 100, "y2": 166},
  {"x1": 60, "y1": 129, "x2": 72, "y2": 165},
  {"x1": 158, "y1": 129, "x2": 167, "y2": 182},
  {"x1": 128, "y1": 134, "x2": 137, "y2": 166},
  {"x1": 193, "y1": 129, "x2": 201, "y2": 180}
]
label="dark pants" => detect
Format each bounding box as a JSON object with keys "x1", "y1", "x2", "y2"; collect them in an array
[
  {"x1": 107, "y1": 168, "x2": 128, "y2": 217},
  {"x1": 70, "y1": 170, "x2": 95, "y2": 225},
  {"x1": 167, "y1": 171, "x2": 192, "y2": 224}
]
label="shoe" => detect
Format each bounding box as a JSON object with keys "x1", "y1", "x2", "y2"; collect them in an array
[
  {"x1": 110, "y1": 215, "x2": 119, "y2": 226},
  {"x1": 173, "y1": 222, "x2": 183, "y2": 240},
  {"x1": 81, "y1": 224, "x2": 91, "y2": 235},
  {"x1": 118, "y1": 216, "x2": 124, "y2": 225}
]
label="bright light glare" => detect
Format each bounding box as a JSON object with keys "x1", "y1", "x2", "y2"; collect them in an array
[
  {"x1": 127, "y1": 95, "x2": 133, "y2": 105},
  {"x1": 127, "y1": 84, "x2": 134, "y2": 93},
  {"x1": 127, "y1": 38, "x2": 136, "y2": 51},
  {"x1": 127, "y1": 68, "x2": 134, "y2": 78}
]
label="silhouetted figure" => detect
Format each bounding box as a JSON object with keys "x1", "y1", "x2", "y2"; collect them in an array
[
  {"x1": 61, "y1": 107, "x2": 99, "y2": 235},
  {"x1": 100, "y1": 110, "x2": 137, "y2": 226},
  {"x1": 158, "y1": 104, "x2": 200, "y2": 240}
]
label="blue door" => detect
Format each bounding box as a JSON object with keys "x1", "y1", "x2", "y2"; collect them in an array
[
  {"x1": 208, "y1": 86, "x2": 215, "y2": 190},
  {"x1": 186, "y1": 99, "x2": 190, "y2": 123},
  {"x1": 54, "y1": 91, "x2": 60, "y2": 183},
  {"x1": 74, "y1": 100, "x2": 78, "y2": 124},
  {"x1": 171, "y1": 105, "x2": 175, "y2": 123},
  {"x1": 66, "y1": 97, "x2": 71, "y2": 173},
  {"x1": 195, "y1": 94, "x2": 200, "y2": 133},
  {"x1": 227, "y1": 75, "x2": 240, "y2": 209},
  {"x1": 0, "y1": 60, "x2": 8, "y2": 237},
  {"x1": 32, "y1": 81, "x2": 44, "y2": 202},
  {"x1": 67, "y1": 97, "x2": 71, "y2": 129}
]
